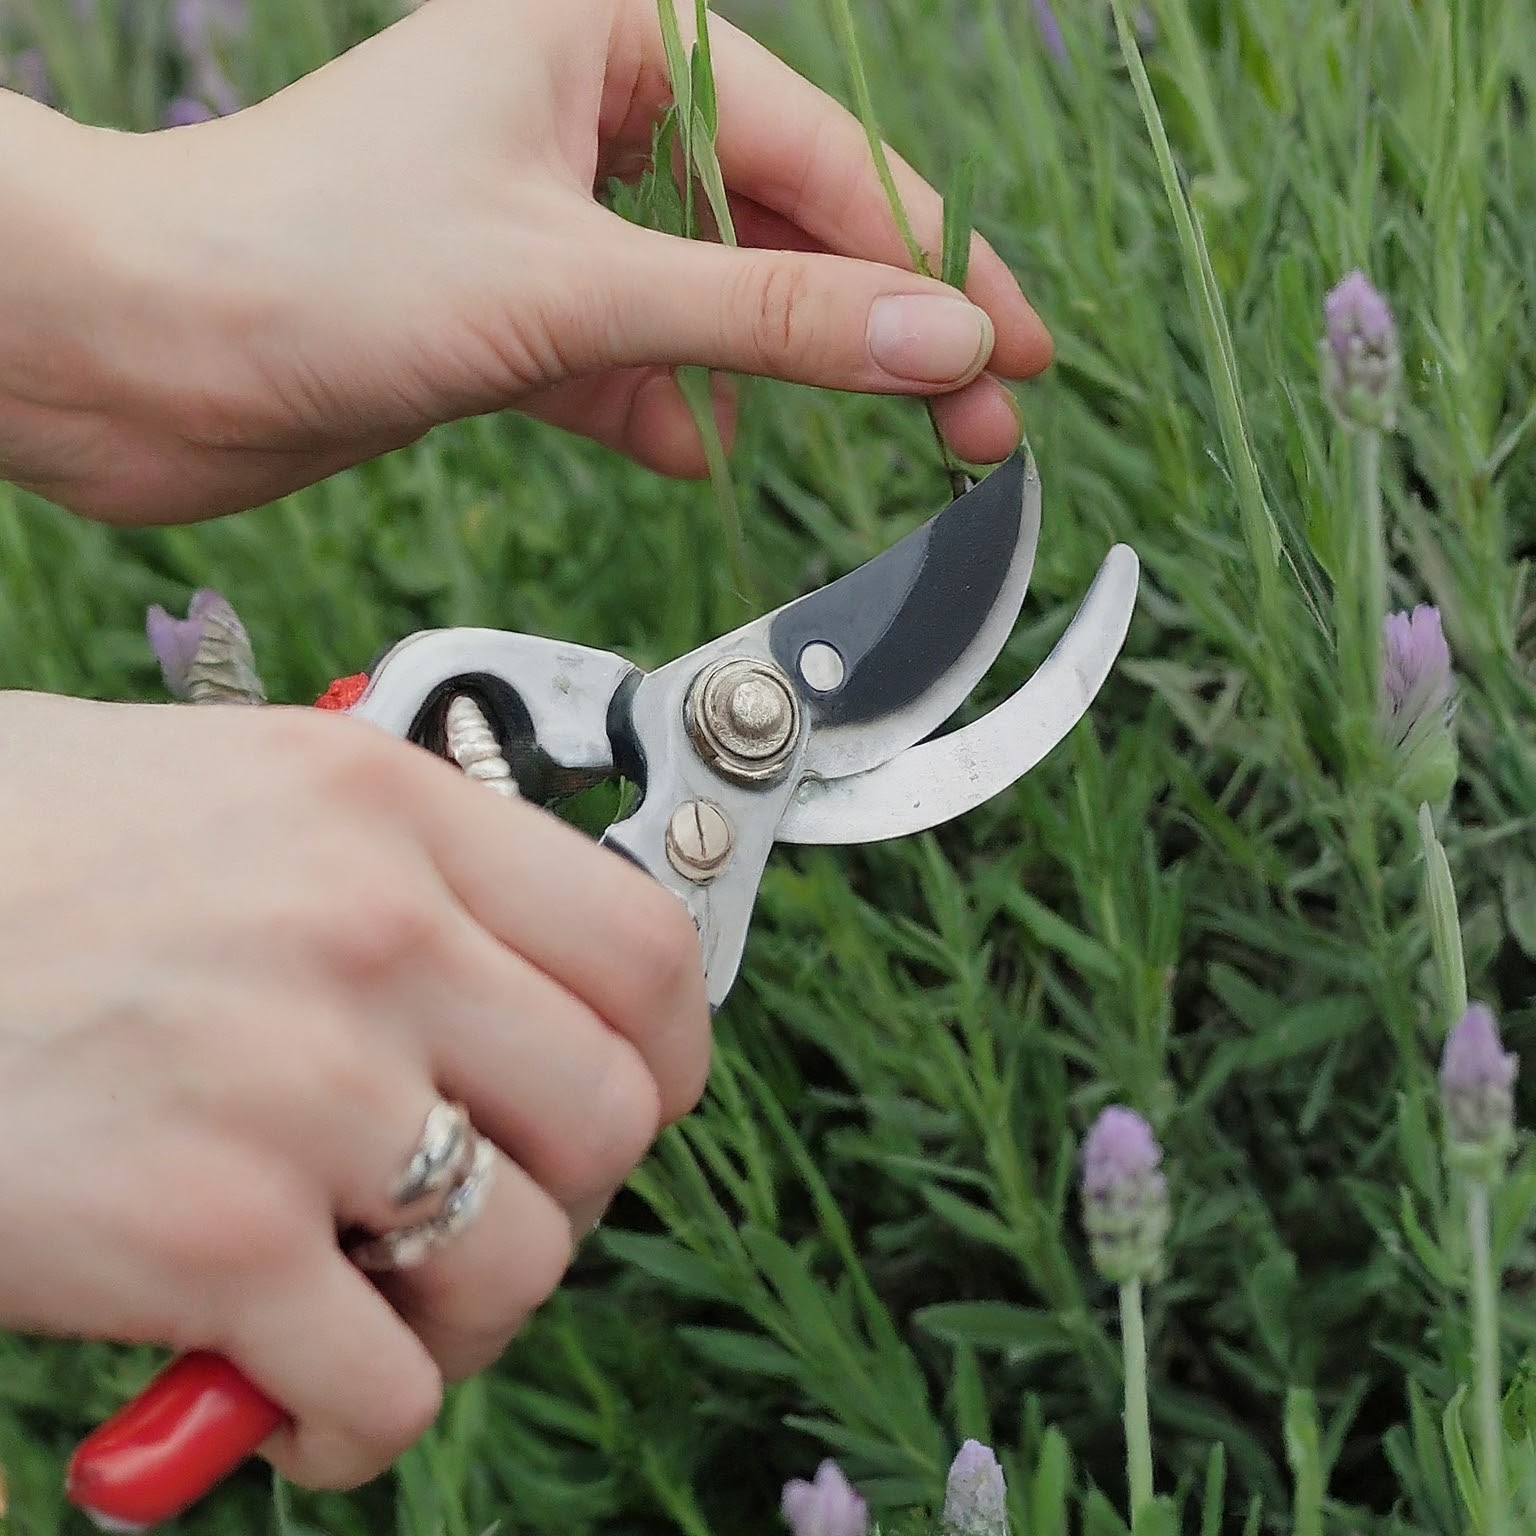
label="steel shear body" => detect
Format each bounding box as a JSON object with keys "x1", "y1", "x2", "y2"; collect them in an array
[{"x1": 66, "y1": 451, "x2": 1139, "y2": 1530}]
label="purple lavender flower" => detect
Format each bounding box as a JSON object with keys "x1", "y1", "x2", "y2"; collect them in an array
[
  {"x1": 781, "y1": 1460, "x2": 868, "y2": 1536},
  {"x1": 146, "y1": 588, "x2": 266, "y2": 704},
  {"x1": 1379, "y1": 605, "x2": 1457, "y2": 801},
  {"x1": 1032, "y1": 0, "x2": 1068, "y2": 62},
  {"x1": 163, "y1": 95, "x2": 216, "y2": 127},
  {"x1": 1081, "y1": 1106, "x2": 1169, "y2": 1284},
  {"x1": 172, "y1": 0, "x2": 247, "y2": 117},
  {"x1": 1322, "y1": 269, "x2": 1401, "y2": 430},
  {"x1": 0, "y1": 47, "x2": 54, "y2": 105},
  {"x1": 942, "y1": 1440, "x2": 1008, "y2": 1536},
  {"x1": 1440, "y1": 1003, "x2": 1518, "y2": 1173}
]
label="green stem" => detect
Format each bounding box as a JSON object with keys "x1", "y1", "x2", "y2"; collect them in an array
[
  {"x1": 824, "y1": 0, "x2": 926, "y2": 274},
  {"x1": 1120, "y1": 1278, "x2": 1154, "y2": 1521},
  {"x1": 1468, "y1": 1179, "x2": 1508, "y2": 1536},
  {"x1": 823, "y1": 0, "x2": 965, "y2": 495},
  {"x1": 1358, "y1": 428, "x2": 1387, "y2": 717},
  {"x1": 675, "y1": 366, "x2": 752, "y2": 615}
]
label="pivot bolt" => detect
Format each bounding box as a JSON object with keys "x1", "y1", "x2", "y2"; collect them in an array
[
  {"x1": 665, "y1": 800, "x2": 734, "y2": 883},
  {"x1": 686, "y1": 657, "x2": 801, "y2": 782}
]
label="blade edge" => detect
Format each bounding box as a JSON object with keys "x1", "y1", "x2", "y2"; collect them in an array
[{"x1": 775, "y1": 544, "x2": 1140, "y2": 845}]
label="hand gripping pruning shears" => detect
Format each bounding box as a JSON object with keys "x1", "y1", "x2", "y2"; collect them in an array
[{"x1": 65, "y1": 451, "x2": 1139, "y2": 1530}]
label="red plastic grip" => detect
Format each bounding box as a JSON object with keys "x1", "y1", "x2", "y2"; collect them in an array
[{"x1": 67, "y1": 1352, "x2": 286, "y2": 1530}]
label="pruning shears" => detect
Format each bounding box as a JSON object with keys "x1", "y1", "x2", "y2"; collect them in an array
[{"x1": 65, "y1": 450, "x2": 1139, "y2": 1530}]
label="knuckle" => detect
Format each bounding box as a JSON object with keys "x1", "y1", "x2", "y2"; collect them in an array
[
  {"x1": 259, "y1": 706, "x2": 409, "y2": 812},
  {"x1": 552, "y1": 1042, "x2": 662, "y2": 1201},
  {"x1": 325, "y1": 884, "x2": 448, "y2": 989},
  {"x1": 738, "y1": 257, "x2": 815, "y2": 368},
  {"x1": 147, "y1": 1154, "x2": 301, "y2": 1290},
  {"x1": 290, "y1": 1016, "x2": 391, "y2": 1116},
  {"x1": 621, "y1": 889, "x2": 704, "y2": 1015}
]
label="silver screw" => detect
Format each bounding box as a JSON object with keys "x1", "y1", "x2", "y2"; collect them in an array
[
  {"x1": 687, "y1": 657, "x2": 801, "y2": 781},
  {"x1": 665, "y1": 800, "x2": 734, "y2": 882}
]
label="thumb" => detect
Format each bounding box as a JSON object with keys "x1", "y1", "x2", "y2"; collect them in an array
[{"x1": 568, "y1": 220, "x2": 997, "y2": 394}]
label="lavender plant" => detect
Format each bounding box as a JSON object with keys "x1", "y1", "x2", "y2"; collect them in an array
[
  {"x1": 145, "y1": 588, "x2": 266, "y2": 704},
  {"x1": 1081, "y1": 1106, "x2": 1168, "y2": 1523},
  {"x1": 781, "y1": 1460, "x2": 869, "y2": 1536},
  {"x1": 4, "y1": 1, "x2": 1536, "y2": 1535},
  {"x1": 1441, "y1": 1004, "x2": 1519, "y2": 1536},
  {"x1": 939, "y1": 1440, "x2": 1007, "y2": 1536},
  {"x1": 1380, "y1": 605, "x2": 1458, "y2": 805}
]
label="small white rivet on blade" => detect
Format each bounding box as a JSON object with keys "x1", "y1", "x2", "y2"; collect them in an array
[{"x1": 798, "y1": 642, "x2": 845, "y2": 692}]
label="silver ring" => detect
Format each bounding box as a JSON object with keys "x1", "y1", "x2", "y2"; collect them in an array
[
  {"x1": 350, "y1": 1102, "x2": 496, "y2": 1273},
  {"x1": 389, "y1": 1099, "x2": 475, "y2": 1209},
  {"x1": 352, "y1": 1138, "x2": 494, "y2": 1272}
]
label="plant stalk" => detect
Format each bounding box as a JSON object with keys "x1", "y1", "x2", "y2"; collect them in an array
[
  {"x1": 1468, "y1": 1179, "x2": 1508, "y2": 1536},
  {"x1": 1120, "y1": 1277, "x2": 1154, "y2": 1522}
]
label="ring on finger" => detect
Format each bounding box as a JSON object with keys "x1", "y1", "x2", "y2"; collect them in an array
[{"x1": 349, "y1": 1099, "x2": 496, "y2": 1273}]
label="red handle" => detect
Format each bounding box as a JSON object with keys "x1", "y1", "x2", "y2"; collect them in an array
[{"x1": 67, "y1": 1352, "x2": 286, "y2": 1531}]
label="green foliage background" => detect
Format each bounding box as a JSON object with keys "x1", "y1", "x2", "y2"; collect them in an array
[{"x1": 1, "y1": 0, "x2": 1534, "y2": 1532}]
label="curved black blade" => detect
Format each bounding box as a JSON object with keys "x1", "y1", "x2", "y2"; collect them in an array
[{"x1": 767, "y1": 449, "x2": 1039, "y2": 780}]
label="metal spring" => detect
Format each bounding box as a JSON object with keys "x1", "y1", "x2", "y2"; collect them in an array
[{"x1": 443, "y1": 696, "x2": 520, "y2": 798}]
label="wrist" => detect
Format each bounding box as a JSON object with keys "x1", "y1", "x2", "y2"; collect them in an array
[
  {"x1": 0, "y1": 97, "x2": 134, "y2": 413},
  {"x1": 0, "y1": 95, "x2": 257, "y2": 521}
]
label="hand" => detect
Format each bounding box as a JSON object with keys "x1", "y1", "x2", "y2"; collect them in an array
[
  {"x1": 0, "y1": 691, "x2": 709, "y2": 1488},
  {"x1": 0, "y1": 0, "x2": 1050, "y2": 523}
]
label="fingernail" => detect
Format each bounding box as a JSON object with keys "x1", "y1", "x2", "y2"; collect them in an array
[{"x1": 867, "y1": 295, "x2": 994, "y2": 385}]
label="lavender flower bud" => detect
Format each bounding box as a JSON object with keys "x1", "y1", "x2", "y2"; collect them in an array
[
  {"x1": 146, "y1": 588, "x2": 266, "y2": 705},
  {"x1": 163, "y1": 96, "x2": 216, "y2": 127},
  {"x1": 781, "y1": 1460, "x2": 868, "y2": 1536},
  {"x1": 172, "y1": 0, "x2": 247, "y2": 116},
  {"x1": 1321, "y1": 270, "x2": 1401, "y2": 431},
  {"x1": 1440, "y1": 1003, "x2": 1518, "y2": 1176},
  {"x1": 1, "y1": 47, "x2": 54, "y2": 105},
  {"x1": 942, "y1": 1440, "x2": 1008, "y2": 1536},
  {"x1": 1379, "y1": 605, "x2": 1457, "y2": 802},
  {"x1": 1032, "y1": 0, "x2": 1067, "y2": 63},
  {"x1": 1081, "y1": 1106, "x2": 1169, "y2": 1285}
]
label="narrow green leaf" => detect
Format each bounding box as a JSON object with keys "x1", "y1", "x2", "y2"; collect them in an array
[
  {"x1": 1419, "y1": 801, "x2": 1469, "y2": 1025},
  {"x1": 678, "y1": 1325, "x2": 799, "y2": 1378},
  {"x1": 1081, "y1": 1486, "x2": 1132, "y2": 1536},
  {"x1": 1030, "y1": 1428, "x2": 1072, "y2": 1535},
  {"x1": 654, "y1": 0, "x2": 693, "y2": 152},
  {"x1": 948, "y1": 1342, "x2": 992, "y2": 1446},
  {"x1": 1443, "y1": 1386, "x2": 1481, "y2": 1522},
  {"x1": 1200, "y1": 1442, "x2": 1226, "y2": 1536},
  {"x1": 940, "y1": 154, "x2": 977, "y2": 291},
  {"x1": 913, "y1": 1301, "x2": 1070, "y2": 1360},
  {"x1": 690, "y1": 123, "x2": 738, "y2": 246},
  {"x1": 1106, "y1": 0, "x2": 1281, "y2": 588},
  {"x1": 1283, "y1": 1388, "x2": 1324, "y2": 1536},
  {"x1": 1129, "y1": 1495, "x2": 1180, "y2": 1536},
  {"x1": 920, "y1": 1183, "x2": 1021, "y2": 1255},
  {"x1": 598, "y1": 1230, "x2": 729, "y2": 1300},
  {"x1": 689, "y1": 0, "x2": 717, "y2": 135}
]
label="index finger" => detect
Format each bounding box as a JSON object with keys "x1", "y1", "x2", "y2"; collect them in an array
[{"x1": 622, "y1": 9, "x2": 1052, "y2": 379}]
